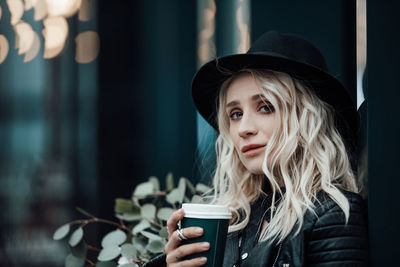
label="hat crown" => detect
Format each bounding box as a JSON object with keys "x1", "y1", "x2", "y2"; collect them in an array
[{"x1": 248, "y1": 31, "x2": 328, "y2": 72}]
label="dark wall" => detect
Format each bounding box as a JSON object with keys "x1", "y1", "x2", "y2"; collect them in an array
[
  {"x1": 97, "y1": 0, "x2": 197, "y2": 220},
  {"x1": 250, "y1": 0, "x2": 356, "y2": 100},
  {"x1": 367, "y1": 0, "x2": 400, "y2": 265}
]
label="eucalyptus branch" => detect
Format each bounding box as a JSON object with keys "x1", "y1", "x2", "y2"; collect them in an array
[
  {"x1": 87, "y1": 244, "x2": 101, "y2": 252},
  {"x1": 76, "y1": 207, "x2": 96, "y2": 218},
  {"x1": 68, "y1": 217, "x2": 133, "y2": 235},
  {"x1": 150, "y1": 219, "x2": 163, "y2": 229},
  {"x1": 85, "y1": 258, "x2": 96, "y2": 266},
  {"x1": 54, "y1": 173, "x2": 201, "y2": 266}
]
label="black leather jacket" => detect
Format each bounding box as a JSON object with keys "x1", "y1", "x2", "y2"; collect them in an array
[{"x1": 145, "y1": 189, "x2": 369, "y2": 267}]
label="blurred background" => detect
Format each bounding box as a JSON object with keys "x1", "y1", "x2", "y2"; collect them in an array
[{"x1": 0, "y1": 0, "x2": 398, "y2": 266}]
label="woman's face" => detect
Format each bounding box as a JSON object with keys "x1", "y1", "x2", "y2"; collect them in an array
[{"x1": 225, "y1": 73, "x2": 278, "y2": 174}]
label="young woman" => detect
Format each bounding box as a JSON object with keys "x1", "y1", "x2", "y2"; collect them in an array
[{"x1": 146, "y1": 31, "x2": 369, "y2": 267}]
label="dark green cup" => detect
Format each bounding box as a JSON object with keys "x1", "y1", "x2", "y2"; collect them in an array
[{"x1": 180, "y1": 204, "x2": 232, "y2": 267}]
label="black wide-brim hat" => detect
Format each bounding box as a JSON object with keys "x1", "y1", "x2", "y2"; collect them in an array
[{"x1": 192, "y1": 31, "x2": 357, "y2": 147}]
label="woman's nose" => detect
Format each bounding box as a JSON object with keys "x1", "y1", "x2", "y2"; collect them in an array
[{"x1": 238, "y1": 115, "x2": 258, "y2": 137}]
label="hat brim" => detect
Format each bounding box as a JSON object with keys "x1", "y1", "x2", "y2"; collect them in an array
[{"x1": 191, "y1": 52, "x2": 358, "y2": 145}]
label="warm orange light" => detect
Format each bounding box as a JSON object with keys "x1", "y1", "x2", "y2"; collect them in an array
[
  {"x1": 46, "y1": 0, "x2": 82, "y2": 18},
  {"x1": 78, "y1": 0, "x2": 92, "y2": 22},
  {"x1": 75, "y1": 31, "x2": 100, "y2": 64},
  {"x1": 24, "y1": 31, "x2": 40, "y2": 62},
  {"x1": 6, "y1": 0, "x2": 24, "y2": 25},
  {"x1": 236, "y1": 4, "x2": 250, "y2": 53},
  {"x1": 14, "y1": 22, "x2": 34, "y2": 55},
  {"x1": 24, "y1": 0, "x2": 34, "y2": 10},
  {"x1": 42, "y1": 16, "x2": 68, "y2": 58},
  {"x1": 32, "y1": 0, "x2": 47, "y2": 21},
  {"x1": 0, "y1": 35, "x2": 10, "y2": 64},
  {"x1": 13, "y1": 22, "x2": 40, "y2": 62},
  {"x1": 198, "y1": 0, "x2": 216, "y2": 66}
]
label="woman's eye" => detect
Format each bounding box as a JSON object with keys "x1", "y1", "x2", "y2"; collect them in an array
[
  {"x1": 229, "y1": 111, "x2": 243, "y2": 120},
  {"x1": 260, "y1": 104, "x2": 274, "y2": 113}
]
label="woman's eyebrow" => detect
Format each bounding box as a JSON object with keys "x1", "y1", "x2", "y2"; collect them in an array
[
  {"x1": 251, "y1": 94, "x2": 268, "y2": 101},
  {"x1": 226, "y1": 100, "x2": 239, "y2": 108},
  {"x1": 226, "y1": 94, "x2": 268, "y2": 108}
]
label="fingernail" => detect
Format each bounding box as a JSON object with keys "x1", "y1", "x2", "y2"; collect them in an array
[
  {"x1": 195, "y1": 228, "x2": 203, "y2": 234},
  {"x1": 202, "y1": 242, "x2": 210, "y2": 248},
  {"x1": 200, "y1": 257, "x2": 207, "y2": 262}
]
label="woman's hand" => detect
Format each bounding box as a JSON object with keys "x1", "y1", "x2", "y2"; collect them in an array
[{"x1": 164, "y1": 209, "x2": 209, "y2": 266}]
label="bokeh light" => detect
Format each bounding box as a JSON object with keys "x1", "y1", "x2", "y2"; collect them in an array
[
  {"x1": 78, "y1": 0, "x2": 92, "y2": 22},
  {"x1": 46, "y1": 0, "x2": 82, "y2": 18},
  {"x1": 42, "y1": 16, "x2": 68, "y2": 59},
  {"x1": 198, "y1": 0, "x2": 216, "y2": 66},
  {"x1": 24, "y1": 31, "x2": 40, "y2": 62},
  {"x1": 235, "y1": 1, "x2": 250, "y2": 53},
  {"x1": 24, "y1": 0, "x2": 34, "y2": 10},
  {"x1": 75, "y1": 31, "x2": 100, "y2": 63},
  {"x1": 6, "y1": 0, "x2": 24, "y2": 25},
  {"x1": 14, "y1": 22, "x2": 34, "y2": 55},
  {"x1": 0, "y1": 35, "x2": 10, "y2": 64},
  {"x1": 33, "y1": 0, "x2": 48, "y2": 21}
]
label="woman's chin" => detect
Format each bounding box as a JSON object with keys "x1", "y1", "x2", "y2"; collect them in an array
[{"x1": 243, "y1": 162, "x2": 264, "y2": 175}]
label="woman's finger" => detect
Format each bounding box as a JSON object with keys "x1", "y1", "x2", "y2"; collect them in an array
[
  {"x1": 164, "y1": 227, "x2": 204, "y2": 253},
  {"x1": 166, "y1": 242, "x2": 210, "y2": 265},
  {"x1": 167, "y1": 209, "x2": 184, "y2": 236}
]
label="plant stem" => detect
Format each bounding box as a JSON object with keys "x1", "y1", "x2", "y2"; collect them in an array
[
  {"x1": 85, "y1": 258, "x2": 96, "y2": 266},
  {"x1": 93, "y1": 217, "x2": 133, "y2": 235},
  {"x1": 68, "y1": 217, "x2": 133, "y2": 235},
  {"x1": 87, "y1": 244, "x2": 101, "y2": 252}
]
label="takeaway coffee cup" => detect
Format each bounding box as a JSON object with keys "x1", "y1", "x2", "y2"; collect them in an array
[{"x1": 180, "y1": 203, "x2": 232, "y2": 267}]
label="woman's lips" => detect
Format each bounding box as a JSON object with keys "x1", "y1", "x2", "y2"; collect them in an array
[{"x1": 242, "y1": 145, "x2": 266, "y2": 156}]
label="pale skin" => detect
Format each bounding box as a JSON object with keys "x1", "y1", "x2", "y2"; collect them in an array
[{"x1": 165, "y1": 73, "x2": 279, "y2": 266}]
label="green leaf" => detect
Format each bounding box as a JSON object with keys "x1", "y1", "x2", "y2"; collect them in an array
[
  {"x1": 133, "y1": 181, "x2": 154, "y2": 197},
  {"x1": 165, "y1": 172, "x2": 174, "y2": 192},
  {"x1": 156, "y1": 208, "x2": 174, "y2": 221},
  {"x1": 121, "y1": 243, "x2": 137, "y2": 258},
  {"x1": 65, "y1": 253, "x2": 85, "y2": 267},
  {"x1": 69, "y1": 227, "x2": 83, "y2": 247},
  {"x1": 146, "y1": 240, "x2": 166, "y2": 254},
  {"x1": 101, "y1": 229, "x2": 127, "y2": 248},
  {"x1": 53, "y1": 223, "x2": 70, "y2": 240},
  {"x1": 133, "y1": 219, "x2": 151, "y2": 235},
  {"x1": 195, "y1": 183, "x2": 211, "y2": 193},
  {"x1": 140, "y1": 204, "x2": 156, "y2": 220},
  {"x1": 114, "y1": 198, "x2": 134, "y2": 213},
  {"x1": 120, "y1": 211, "x2": 141, "y2": 221},
  {"x1": 97, "y1": 246, "x2": 121, "y2": 261},
  {"x1": 140, "y1": 230, "x2": 162, "y2": 241},
  {"x1": 96, "y1": 262, "x2": 117, "y2": 267},
  {"x1": 132, "y1": 236, "x2": 147, "y2": 251},
  {"x1": 191, "y1": 195, "x2": 203, "y2": 204},
  {"x1": 178, "y1": 177, "x2": 186, "y2": 197},
  {"x1": 138, "y1": 251, "x2": 151, "y2": 262},
  {"x1": 158, "y1": 227, "x2": 169, "y2": 239},
  {"x1": 150, "y1": 226, "x2": 160, "y2": 232},
  {"x1": 148, "y1": 176, "x2": 160, "y2": 192},
  {"x1": 185, "y1": 178, "x2": 196, "y2": 194},
  {"x1": 166, "y1": 188, "x2": 184, "y2": 204},
  {"x1": 69, "y1": 240, "x2": 87, "y2": 258}
]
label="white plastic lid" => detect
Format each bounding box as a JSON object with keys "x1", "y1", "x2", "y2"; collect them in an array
[{"x1": 182, "y1": 203, "x2": 232, "y2": 219}]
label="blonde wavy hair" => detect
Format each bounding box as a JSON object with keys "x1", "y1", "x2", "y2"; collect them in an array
[{"x1": 210, "y1": 68, "x2": 359, "y2": 244}]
